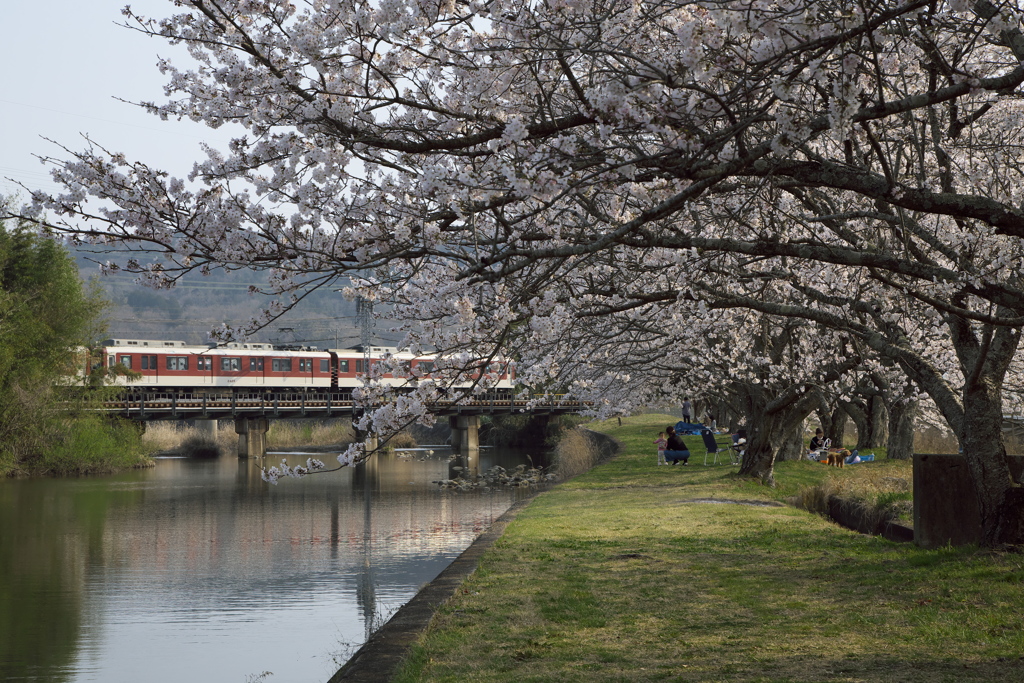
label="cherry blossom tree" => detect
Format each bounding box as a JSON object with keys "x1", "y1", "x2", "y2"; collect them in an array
[{"x1": 12, "y1": 0, "x2": 1024, "y2": 544}]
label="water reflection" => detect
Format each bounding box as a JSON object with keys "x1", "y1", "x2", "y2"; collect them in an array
[{"x1": 0, "y1": 447, "x2": 536, "y2": 683}]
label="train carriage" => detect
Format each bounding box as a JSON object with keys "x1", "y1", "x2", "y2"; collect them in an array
[{"x1": 92, "y1": 339, "x2": 514, "y2": 394}]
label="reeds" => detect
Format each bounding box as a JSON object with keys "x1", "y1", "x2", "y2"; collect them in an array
[
  {"x1": 791, "y1": 465, "x2": 913, "y2": 527},
  {"x1": 552, "y1": 428, "x2": 603, "y2": 481},
  {"x1": 382, "y1": 430, "x2": 418, "y2": 450},
  {"x1": 142, "y1": 422, "x2": 232, "y2": 453},
  {"x1": 266, "y1": 419, "x2": 355, "y2": 447},
  {"x1": 141, "y1": 418, "x2": 356, "y2": 455},
  {"x1": 914, "y1": 425, "x2": 959, "y2": 453}
]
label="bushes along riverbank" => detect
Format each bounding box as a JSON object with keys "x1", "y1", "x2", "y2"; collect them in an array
[{"x1": 391, "y1": 414, "x2": 1024, "y2": 683}]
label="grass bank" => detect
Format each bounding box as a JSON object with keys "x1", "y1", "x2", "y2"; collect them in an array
[
  {"x1": 392, "y1": 414, "x2": 1024, "y2": 682},
  {"x1": 1, "y1": 414, "x2": 152, "y2": 477}
]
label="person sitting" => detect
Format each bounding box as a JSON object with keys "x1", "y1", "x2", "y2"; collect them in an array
[
  {"x1": 808, "y1": 429, "x2": 832, "y2": 460},
  {"x1": 664, "y1": 426, "x2": 690, "y2": 466},
  {"x1": 809, "y1": 428, "x2": 827, "y2": 452}
]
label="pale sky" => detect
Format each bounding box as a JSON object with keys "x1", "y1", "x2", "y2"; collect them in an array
[{"x1": 1, "y1": 1, "x2": 234, "y2": 200}]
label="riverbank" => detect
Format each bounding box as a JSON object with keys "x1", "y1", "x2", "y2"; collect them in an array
[
  {"x1": 1, "y1": 415, "x2": 153, "y2": 477},
  {"x1": 382, "y1": 414, "x2": 1023, "y2": 682}
]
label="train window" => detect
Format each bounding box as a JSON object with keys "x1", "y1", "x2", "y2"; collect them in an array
[
  {"x1": 249, "y1": 358, "x2": 264, "y2": 371},
  {"x1": 140, "y1": 355, "x2": 157, "y2": 370},
  {"x1": 119, "y1": 355, "x2": 132, "y2": 369},
  {"x1": 221, "y1": 357, "x2": 241, "y2": 372},
  {"x1": 356, "y1": 359, "x2": 365, "y2": 373},
  {"x1": 198, "y1": 357, "x2": 212, "y2": 371},
  {"x1": 319, "y1": 359, "x2": 329, "y2": 373},
  {"x1": 272, "y1": 358, "x2": 292, "y2": 372},
  {"x1": 298, "y1": 359, "x2": 309, "y2": 372},
  {"x1": 166, "y1": 356, "x2": 189, "y2": 371},
  {"x1": 338, "y1": 360, "x2": 349, "y2": 373},
  {"x1": 418, "y1": 361, "x2": 434, "y2": 373}
]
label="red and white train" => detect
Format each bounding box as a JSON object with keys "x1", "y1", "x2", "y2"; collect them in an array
[{"x1": 92, "y1": 339, "x2": 515, "y2": 392}]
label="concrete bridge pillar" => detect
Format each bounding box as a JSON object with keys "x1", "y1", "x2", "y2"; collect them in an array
[
  {"x1": 194, "y1": 418, "x2": 218, "y2": 439},
  {"x1": 353, "y1": 418, "x2": 379, "y2": 453},
  {"x1": 449, "y1": 415, "x2": 480, "y2": 479},
  {"x1": 362, "y1": 431, "x2": 379, "y2": 452},
  {"x1": 235, "y1": 417, "x2": 269, "y2": 458}
]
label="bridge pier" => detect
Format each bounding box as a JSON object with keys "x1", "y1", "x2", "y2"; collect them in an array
[
  {"x1": 360, "y1": 431, "x2": 379, "y2": 452},
  {"x1": 449, "y1": 415, "x2": 480, "y2": 479},
  {"x1": 194, "y1": 418, "x2": 218, "y2": 439},
  {"x1": 353, "y1": 419, "x2": 379, "y2": 453},
  {"x1": 235, "y1": 417, "x2": 269, "y2": 458}
]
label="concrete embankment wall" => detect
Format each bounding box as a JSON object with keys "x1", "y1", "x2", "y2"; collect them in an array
[
  {"x1": 824, "y1": 496, "x2": 914, "y2": 543},
  {"x1": 914, "y1": 453, "x2": 1024, "y2": 548}
]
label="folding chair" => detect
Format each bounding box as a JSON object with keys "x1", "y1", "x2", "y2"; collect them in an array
[
  {"x1": 728, "y1": 431, "x2": 746, "y2": 466},
  {"x1": 700, "y1": 429, "x2": 730, "y2": 465}
]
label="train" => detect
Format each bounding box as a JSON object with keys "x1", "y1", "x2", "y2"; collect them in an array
[{"x1": 89, "y1": 339, "x2": 515, "y2": 392}]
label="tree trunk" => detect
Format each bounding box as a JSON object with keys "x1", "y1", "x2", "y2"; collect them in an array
[
  {"x1": 738, "y1": 408, "x2": 780, "y2": 484},
  {"x1": 886, "y1": 398, "x2": 917, "y2": 460},
  {"x1": 960, "y1": 380, "x2": 1024, "y2": 546},
  {"x1": 776, "y1": 422, "x2": 804, "y2": 461},
  {"x1": 737, "y1": 388, "x2": 818, "y2": 483},
  {"x1": 846, "y1": 401, "x2": 871, "y2": 449},
  {"x1": 735, "y1": 384, "x2": 778, "y2": 484},
  {"x1": 868, "y1": 394, "x2": 888, "y2": 448},
  {"x1": 826, "y1": 406, "x2": 845, "y2": 448}
]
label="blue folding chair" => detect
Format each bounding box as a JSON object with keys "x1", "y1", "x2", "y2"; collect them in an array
[{"x1": 700, "y1": 429, "x2": 730, "y2": 465}]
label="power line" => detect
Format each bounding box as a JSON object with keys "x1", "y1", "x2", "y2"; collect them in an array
[{"x1": 109, "y1": 316, "x2": 361, "y2": 324}]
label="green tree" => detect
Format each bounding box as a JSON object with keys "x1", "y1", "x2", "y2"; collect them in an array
[{"x1": 0, "y1": 207, "x2": 145, "y2": 475}]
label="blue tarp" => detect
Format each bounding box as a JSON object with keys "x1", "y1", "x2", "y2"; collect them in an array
[{"x1": 674, "y1": 421, "x2": 707, "y2": 435}]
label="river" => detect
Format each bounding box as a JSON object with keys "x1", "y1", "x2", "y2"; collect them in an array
[{"x1": 0, "y1": 447, "x2": 538, "y2": 682}]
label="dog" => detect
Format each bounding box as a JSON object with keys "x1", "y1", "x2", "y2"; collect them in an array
[{"x1": 826, "y1": 448, "x2": 851, "y2": 468}]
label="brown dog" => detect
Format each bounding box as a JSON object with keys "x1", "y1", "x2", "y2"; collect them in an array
[{"x1": 826, "y1": 448, "x2": 851, "y2": 468}]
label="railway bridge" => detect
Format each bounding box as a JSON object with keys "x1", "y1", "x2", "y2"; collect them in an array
[{"x1": 100, "y1": 389, "x2": 588, "y2": 458}]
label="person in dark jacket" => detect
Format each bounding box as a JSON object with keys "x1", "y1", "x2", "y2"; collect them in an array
[{"x1": 664, "y1": 426, "x2": 690, "y2": 465}]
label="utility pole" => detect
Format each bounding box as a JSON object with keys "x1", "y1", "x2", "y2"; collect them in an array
[{"x1": 356, "y1": 295, "x2": 373, "y2": 373}]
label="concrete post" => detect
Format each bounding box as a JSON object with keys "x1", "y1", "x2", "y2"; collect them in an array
[
  {"x1": 352, "y1": 418, "x2": 379, "y2": 453},
  {"x1": 449, "y1": 415, "x2": 463, "y2": 451},
  {"x1": 913, "y1": 453, "x2": 1024, "y2": 547},
  {"x1": 234, "y1": 417, "x2": 269, "y2": 458},
  {"x1": 195, "y1": 418, "x2": 218, "y2": 439},
  {"x1": 448, "y1": 415, "x2": 480, "y2": 479},
  {"x1": 363, "y1": 432, "x2": 379, "y2": 452}
]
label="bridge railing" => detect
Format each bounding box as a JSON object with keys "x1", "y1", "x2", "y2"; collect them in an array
[{"x1": 93, "y1": 389, "x2": 590, "y2": 419}]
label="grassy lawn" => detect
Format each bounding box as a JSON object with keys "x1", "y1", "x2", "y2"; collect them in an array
[{"x1": 392, "y1": 414, "x2": 1024, "y2": 683}]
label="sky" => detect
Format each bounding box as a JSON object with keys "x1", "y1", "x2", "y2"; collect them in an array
[{"x1": 1, "y1": 1, "x2": 234, "y2": 200}]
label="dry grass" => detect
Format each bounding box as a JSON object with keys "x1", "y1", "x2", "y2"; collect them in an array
[
  {"x1": 142, "y1": 418, "x2": 356, "y2": 454},
  {"x1": 142, "y1": 422, "x2": 236, "y2": 453},
  {"x1": 552, "y1": 428, "x2": 604, "y2": 481},
  {"x1": 383, "y1": 430, "x2": 419, "y2": 450},
  {"x1": 914, "y1": 425, "x2": 959, "y2": 453},
  {"x1": 178, "y1": 433, "x2": 223, "y2": 458},
  {"x1": 266, "y1": 419, "x2": 355, "y2": 447},
  {"x1": 791, "y1": 460, "x2": 914, "y2": 529}
]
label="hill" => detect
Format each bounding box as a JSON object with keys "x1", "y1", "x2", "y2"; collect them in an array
[{"x1": 71, "y1": 246, "x2": 390, "y2": 348}]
